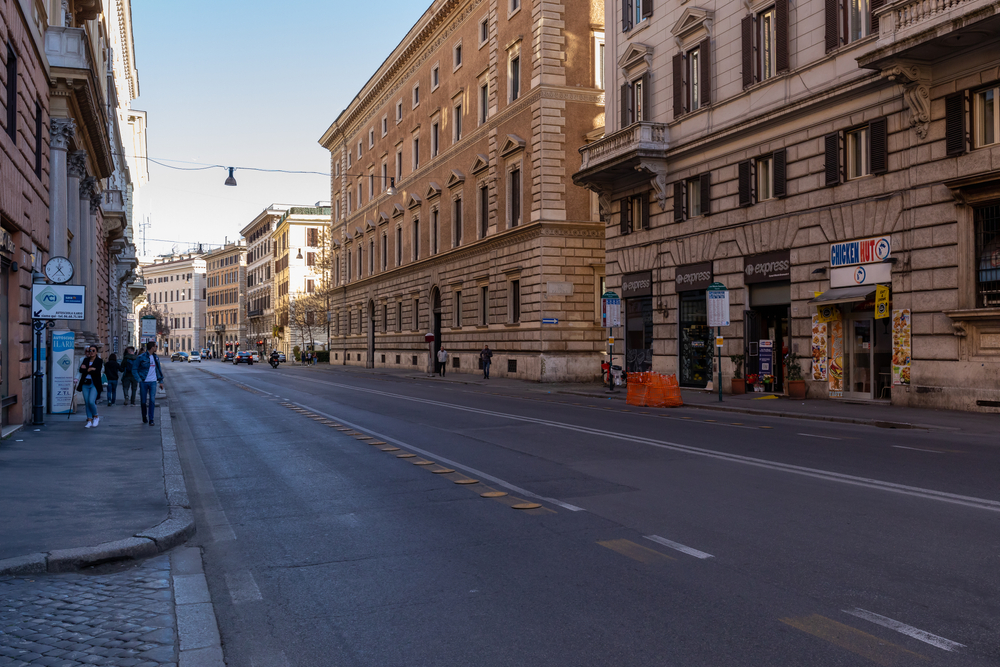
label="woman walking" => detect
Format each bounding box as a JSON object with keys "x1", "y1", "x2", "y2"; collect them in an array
[
  {"x1": 105, "y1": 353, "x2": 120, "y2": 406},
  {"x1": 120, "y1": 347, "x2": 138, "y2": 405},
  {"x1": 77, "y1": 346, "x2": 103, "y2": 428}
]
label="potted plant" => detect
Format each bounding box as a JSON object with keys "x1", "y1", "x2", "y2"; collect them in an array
[
  {"x1": 746, "y1": 373, "x2": 759, "y2": 392},
  {"x1": 786, "y1": 352, "x2": 807, "y2": 399},
  {"x1": 729, "y1": 354, "x2": 746, "y2": 395},
  {"x1": 760, "y1": 374, "x2": 775, "y2": 392}
]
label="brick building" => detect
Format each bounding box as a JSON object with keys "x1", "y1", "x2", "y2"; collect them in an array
[
  {"x1": 320, "y1": 0, "x2": 608, "y2": 381},
  {"x1": 574, "y1": 0, "x2": 1000, "y2": 410}
]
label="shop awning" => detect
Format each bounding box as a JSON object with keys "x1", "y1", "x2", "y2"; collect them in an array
[{"x1": 807, "y1": 286, "x2": 876, "y2": 305}]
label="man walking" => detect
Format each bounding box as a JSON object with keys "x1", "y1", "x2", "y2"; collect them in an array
[
  {"x1": 133, "y1": 341, "x2": 164, "y2": 426},
  {"x1": 437, "y1": 347, "x2": 448, "y2": 377},
  {"x1": 480, "y1": 344, "x2": 493, "y2": 379},
  {"x1": 120, "y1": 346, "x2": 138, "y2": 405}
]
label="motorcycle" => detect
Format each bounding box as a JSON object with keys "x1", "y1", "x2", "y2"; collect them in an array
[{"x1": 269, "y1": 356, "x2": 280, "y2": 369}]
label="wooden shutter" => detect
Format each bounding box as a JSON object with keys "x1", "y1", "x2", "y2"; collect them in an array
[
  {"x1": 773, "y1": 149, "x2": 787, "y2": 198},
  {"x1": 641, "y1": 72, "x2": 651, "y2": 121},
  {"x1": 641, "y1": 0, "x2": 654, "y2": 19},
  {"x1": 869, "y1": 117, "x2": 888, "y2": 174},
  {"x1": 738, "y1": 161, "x2": 752, "y2": 207},
  {"x1": 870, "y1": 0, "x2": 884, "y2": 35},
  {"x1": 824, "y1": 133, "x2": 841, "y2": 186},
  {"x1": 674, "y1": 182, "x2": 685, "y2": 222},
  {"x1": 742, "y1": 15, "x2": 755, "y2": 88},
  {"x1": 700, "y1": 172, "x2": 711, "y2": 216},
  {"x1": 945, "y1": 92, "x2": 966, "y2": 156},
  {"x1": 622, "y1": 0, "x2": 632, "y2": 31},
  {"x1": 700, "y1": 37, "x2": 712, "y2": 106},
  {"x1": 825, "y1": 0, "x2": 840, "y2": 51},
  {"x1": 776, "y1": 0, "x2": 790, "y2": 73},
  {"x1": 641, "y1": 193, "x2": 651, "y2": 229},
  {"x1": 673, "y1": 53, "x2": 685, "y2": 117},
  {"x1": 620, "y1": 199, "x2": 631, "y2": 235},
  {"x1": 621, "y1": 82, "x2": 631, "y2": 129}
]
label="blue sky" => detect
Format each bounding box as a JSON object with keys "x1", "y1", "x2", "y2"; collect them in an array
[{"x1": 130, "y1": 1, "x2": 428, "y2": 258}]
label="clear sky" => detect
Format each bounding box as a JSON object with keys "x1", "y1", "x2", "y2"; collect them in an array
[{"x1": 130, "y1": 0, "x2": 429, "y2": 259}]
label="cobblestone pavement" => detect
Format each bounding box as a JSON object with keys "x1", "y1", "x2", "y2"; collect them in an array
[{"x1": 0, "y1": 555, "x2": 176, "y2": 667}]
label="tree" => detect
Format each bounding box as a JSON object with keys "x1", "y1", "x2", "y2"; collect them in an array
[
  {"x1": 287, "y1": 292, "x2": 326, "y2": 352},
  {"x1": 138, "y1": 303, "x2": 171, "y2": 337}
]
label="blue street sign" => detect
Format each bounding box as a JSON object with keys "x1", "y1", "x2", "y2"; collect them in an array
[{"x1": 542, "y1": 318, "x2": 558, "y2": 324}]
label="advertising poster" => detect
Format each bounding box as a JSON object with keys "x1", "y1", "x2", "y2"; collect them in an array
[
  {"x1": 50, "y1": 330, "x2": 76, "y2": 414},
  {"x1": 758, "y1": 340, "x2": 774, "y2": 377},
  {"x1": 828, "y1": 319, "x2": 844, "y2": 397},
  {"x1": 892, "y1": 309, "x2": 911, "y2": 385},
  {"x1": 811, "y1": 315, "x2": 828, "y2": 381}
]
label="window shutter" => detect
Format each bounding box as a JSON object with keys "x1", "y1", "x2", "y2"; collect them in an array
[
  {"x1": 641, "y1": 193, "x2": 651, "y2": 229},
  {"x1": 741, "y1": 15, "x2": 754, "y2": 88},
  {"x1": 674, "y1": 182, "x2": 685, "y2": 222},
  {"x1": 869, "y1": 117, "x2": 888, "y2": 174},
  {"x1": 622, "y1": 0, "x2": 632, "y2": 31},
  {"x1": 773, "y1": 149, "x2": 787, "y2": 198},
  {"x1": 700, "y1": 172, "x2": 711, "y2": 215},
  {"x1": 642, "y1": 0, "x2": 654, "y2": 19},
  {"x1": 870, "y1": 0, "x2": 884, "y2": 35},
  {"x1": 641, "y1": 72, "x2": 651, "y2": 121},
  {"x1": 738, "y1": 161, "x2": 752, "y2": 207},
  {"x1": 620, "y1": 199, "x2": 631, "y2": 235},
  {"x1": 673, "y1": 53, "x2": 685, "y2": 117},
  {"x1": 621, "y1": 82, "x2": 631, "y2": 129},
  {"x1": 700, "y1": 37, "x2": 712, "y2": 106},
  {"x1": 825, "y1": 0, "x2": 840, "y2": 51},
  {"x1": 776, "y1": 0, "x2": 790, "y2": 73},
  {"x1": 945, "y1": 92, "x2": 966, "y2": 156},
  {"x1": 824, "y1": 133, "x2": 841, "y2": 187}
]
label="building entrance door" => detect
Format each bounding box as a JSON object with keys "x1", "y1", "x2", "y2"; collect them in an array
[
  {"x1": 367, "y1": 301, "x2": 375, "y2": 368},
  {"x1": 843, "y1": 312, "x2": 892, "y2": 400}
]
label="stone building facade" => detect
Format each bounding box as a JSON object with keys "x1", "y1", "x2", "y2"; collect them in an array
[
  {"x1": 273, "y1": 206, "x2": 331, "y2": 359},
  {"x1": 139, "y1": 254, "x2": 206, "y2": 355},
  {"x1": 205, "y1": 242, "x2": 246, "y2": 357},
  {"x1": 240, "y1": 204, "x2": 286, "y2": 355},
  {"x1": 574, "y1": 0, "x2": 1000, "y2": 411},
  {"x1": 320, "y1": 0, "x2": 607, "y2": 381}
]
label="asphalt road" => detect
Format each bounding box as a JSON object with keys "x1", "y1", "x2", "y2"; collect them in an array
[{"x1": 166, "y1": 361, "x2": 1000, "y2": 666}]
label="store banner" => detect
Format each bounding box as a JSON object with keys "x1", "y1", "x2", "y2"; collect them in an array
[
  {"x1": 875, "y1": 285, "x2": 890, "y2": 319},
  {"x1": 828, "y1": 320, "x2": 844, "y2": 397},
  {"x1": 816, "y1": 303, "x2": 841, "y2": 323},
  {"x1": 50, "y1": 330, "x2": 76, "y2": 414},
  {"x1": 892, "y1": 309, "x2": 911, "y2": 385},
  {"x1": 811, "y1": 316, "x2": 828, "y2": 381},
  {"x1": 830, "y1": 236, "x2": 891, "y2": 267},
  {"x1": 743, "y1": 250, "x2": 790, "y2": 284},
  {"x1": 621, "y1": 271, "x2": 653, "y2": 298},
  {"x1": 675, "y1": 262, "x2": 713, "y2": 291},
  {"x1": 831, "y1": 262, "x2": 892, "y2": 288}
]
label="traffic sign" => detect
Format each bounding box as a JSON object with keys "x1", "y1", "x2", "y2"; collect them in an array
[
  {"x1": 601, "y1": 291, "x2": 621, "y2": 328},
  {"x1": 542, "y1": 318, "x2": 558, "y2": 324},
  {"x1": 706, "y1": 282, "x2": 730, "y2": 327}
]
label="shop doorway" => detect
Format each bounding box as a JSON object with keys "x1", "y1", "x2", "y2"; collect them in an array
[
  {"x1": 624, "y1": 297, "x2": 653, "y2": 373},
  {"x1": 844, "y1": 311, "x2": 892, "y2": 400},
  {"x1": 431, "y1": 288, "x2": 442, "y2": 372},
  {"x1": 744, "y1": 306, "x2": 788, "y2": 392},
  {"x1": 679, "y1": 290, "x2": 711, "y2": 388},
  {"x1": 367, "y1": 300, "x2": 375, "y2": 368}
]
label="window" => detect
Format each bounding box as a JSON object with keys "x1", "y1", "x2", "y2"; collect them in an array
[
  {"x1": 396, "y1": 100, "x2": 403, "y2": 122},
  {"x1": 347, "y1": 151, "x2": 352, "y2": 168},
  {"x1": 369, "y1": 128, "x2": 375, "y2": 148},
  {"x1": 686, "y1": 177, "x2": 702, "y2": 217},
  {"x1": 622, "y1": 0, "x2": 652, "y2": 32},
  {"x1": 827, "y1": 0, "x2": 873, "y2": 50},
  {"x1": 510, "y1": 0, "x2": 521, "y2": 13},
  {"x1": 369, "y1": 239, "x2": 375, "y2": 275},
  {"x1": 347, "y1": 191, "x2": 353, "y2": 215},
  {"x1": 381, "y1": 233, "x2": 387, "y2": 270},
  {"x1": 397, "y1": 302, "x2": 402, "y2": 331},
  {"x1": 453, "y1": 198, "x2": 463, "y2": 247},
  {"x1": 509, "y1": 55, "x2": 521, "y2": 101},
  {"x1": 358, "y1": 141, "x2": 363, "y2": 159},
  {"x1": 395, "y1": 226, "x2": 402, "y2": 266},
  {"x1": 674, "y1": 44, "x2": 711, "y2": 117},
  {"x1": 306, "y1": 279, "x2": 315, "y2": 293},
  {"x1": 454, "y1": 42, "x2": 463, "y2": 69},
  {"x1": 432, "y1": 209, "x2": 439, "y2": 255},
  {"x1": 432, "y1": 64, "x2": 440, "y2": 90},
  {"x1": 396, "y1": 150, "x2": 403, "y2": 181},
  {"x1": 357, "y1": 245, "x2": 363, "y2": 278},
  {"x1": 413, "y1": 136, "x2": 420, "y2": 169},
  {"x1": 510, "y1": 280, "x2": 521, "y2": 323},
  {"x1": 412, "y1": 219, "x2": 420, "y2": 261},
  {"x1": 6, "y1": 43, "x2": 16, "y2": 141},
  {"x1": 846, "y1": 126, "x2": 869, "y2": 179},
  {"x1": 480, "y1": 82, "x2": 489, "y2": 124},
  {"x1": 824, "y1": 120, "x2": 886, "y2": 186},
  {"x1": 620, "y1": 193, "x2": 650, "y2": 233},
  {"x1": 381, "y1": 162, "x2": 388, "y2": 190},
  {"x1": 306, "y1": 252, "x2": 316, "y2": 267},
  {"x1": 382, "y1": 115, "x2": 388, "y2": 137},
  {"x1": 307, "y1": 227, "x2": 319, "y2": 246},
  {"x1": 758, "y1": 7, "x2": 776, "y2": 81},
  {"x1": 974, "y1": 86, "x2": 999, "y2": 148},
  {"x1": 432, "y1": 122, "x2": 440, "y2": 156},
  {"x1": 454, "y1": 103, "x2": 463, "y2": 141},
  {"x1": 34, "y1": 100, "x2": 42, "y2": 178},
  {"x1": 743, "y1": 3, "x2": 787, "y2": 87},
  {"x1": 382, "y1": 304, "x2": 388, "y2": 333},
  {"x1": 595, "y1": 34, "x2": 605, "y2": 90},
  {"x1": 756, "y1": 155, "x2": 774, "y2": 201},
  {"x1": 413, "y1": 298, "x2": 420, "y2": 330},
  {"x1": 413, "y1": 84, "x2": 420, "y2": 108},
  {"x1": 455, "y1": 291, "x2": 462, "y2": 327},
  {"x1": 481, "y1": 285, "x2": 489, "y2": 325},
  {"x1": 358, "y1": 182, "x2": 363, "y2": 206},
  {"x1": 369, "y1": 173, "x2": 375, "y2": 199},
  {"x1": 509, "y1": 168, "x2": 521, "y2": 227},
  {"x1": 975, "y1": 204, "x2": 1000, "y2": 307},
  {"x1": 621, "y1": 74, "x2": 649, "y2": 127},
  {"x1": 479, "y1": 184, "x2": 489, "y2": 237},
  {"x1": 688, "y1": 47, "x2": 701, "y2": 111},
  {"x1": 480, "y1": 16, "x2": 489, "y2": 46}
]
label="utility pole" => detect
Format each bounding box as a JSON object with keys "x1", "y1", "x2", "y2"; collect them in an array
[{"x1": 138, "y1": 216, "x2": 151, "y2": 257}]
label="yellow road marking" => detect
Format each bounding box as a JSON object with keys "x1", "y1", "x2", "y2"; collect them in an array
[
  {"x1": 379, "y1": 446, "x2": 401, "y2": 452},
  {"x1": 760, "y1": 426, "x2": 773, "y2": 429},
  {"x1": 511, "y1": 502, "x2": 542, "y2": 510},
  {"x1": 705, "y1": 419, "x2": 717, "y2": 422},
  {"x1": 481, "y1": 491, "x2": 507, "y2": 498},
  {"x1": 430, "y1": 467, "x2": 456, "y2": 474},
  {"x1": 453, "y1": 479, "x2": 479, "y2": 485},
  {"x1": 412, "y1": 460, "x2": 435, "y2": 466},
  {"x1": 597, "y1": 539, "x2": 675, "y2": 564},
  {"x1": 397, "y1": 453, "x2": 416, "y2": 458},
  {"x1": 779, "y1": 615, "x2": 928, "y2": 666},
  {"x1": 354, "y1": 435, "x2": 373, "y2": 440}
]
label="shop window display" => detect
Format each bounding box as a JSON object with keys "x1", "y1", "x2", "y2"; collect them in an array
[{"x1": 679, "y1": 291, "x2": 711, "y2": 387}]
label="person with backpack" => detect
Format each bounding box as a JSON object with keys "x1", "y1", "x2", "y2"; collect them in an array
[
  {"x1": 133, "y1": 341, "x2": 164, "y2": 426},
  {"x1": 77, "y1": 346, "x2": 103, "y2": 428}
]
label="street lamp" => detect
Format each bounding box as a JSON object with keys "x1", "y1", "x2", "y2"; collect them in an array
[{"x1": 224, "y1": 167, "x2": 237, "y2": 187}]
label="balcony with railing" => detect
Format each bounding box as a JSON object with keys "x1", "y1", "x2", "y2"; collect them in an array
[{"x1": 573, "y1": 122, "x2": 668, "y2": 193}]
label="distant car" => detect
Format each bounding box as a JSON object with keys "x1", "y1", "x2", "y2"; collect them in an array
[
  {"x1": 222, "y1": 351, "x2": 234, "y2": 362},
  {"x1": 200, "y1": 348, "x2": 211, "y2": 359},
  {"x1": 170, "y1": 352, "x2": 188, "y2": 362},
  {"x1": 277, "y1": 352, "x2": 286, "y2": 363},
  {"x1": 188, "y1": 352, "x2": 201, "y2": 363},
  {"x1": 233, "y1": 351, "x2": 254, "y2": 365},
  {"x1": 248, "y1": 352, "x2": 261, "y2": 362}
]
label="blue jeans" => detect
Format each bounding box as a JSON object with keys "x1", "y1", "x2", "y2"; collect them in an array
[
  {"x1": 121, "y1": 376, "x2": 137, "y2": 403},
  {"x1": 107, "y1": 381, "x2": 118, "y2": 405},
  {"x1": 82, "y1": 383, "x2": 99, "y2": 419},
  {"x1": 483, "y1": 361, "x2": 491, "y2": 378},
  {"x1": 140, "y1": 381, "x2": 158, "y2": 422}
]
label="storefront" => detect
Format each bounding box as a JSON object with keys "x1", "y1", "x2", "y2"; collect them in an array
[
  {"x1": 743, "y1": 250, "x2": 790, "y2": 392},
  {"x1": 676, "y1": 262, "x2": 713, "y2": 388},
  {"x1": 810, "y1": 236, "x2": 895, "y2": 401},
  {"x1": 622, "y1": 271, "x2": 653, "y2": 373},
  {"x1": 0, "y1": 227, "x2": 13, "y2": 427}
]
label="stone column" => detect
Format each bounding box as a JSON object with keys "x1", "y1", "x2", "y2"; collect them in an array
[
  {"x1": 89, "y1": 189, "x2": 103, "y2": 346},
  {"x1": 66, "y1": 151, "x2": 87, "y2": 337},
  {"x1": 79, "y1": 177, "x2": 97, "y2": 345},
  {"x1": 49, "y1": 119, "x2": 76, "y2": 259}
]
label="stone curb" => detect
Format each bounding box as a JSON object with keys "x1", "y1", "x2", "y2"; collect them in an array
[{"x1": 0, "y1": 396, "x2": 196, "y2": 576}]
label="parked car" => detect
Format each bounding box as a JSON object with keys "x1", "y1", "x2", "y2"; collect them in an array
[
  {"x1": 277, "y1": 352, "x2": 286, "y2": 363},
  {"x1": 188, "y1": 352, "x2": 202, "y2": 363},
  {"x1": 233, "y1": 351, "x2": 254, "y2": 365},
  {"x1": 222, "y1": 351, "x2": 235, "y2": 362},
  {"x1": 200, "y1": 348, "x2": 211, "y2": 359},
  {"x1": 170, "y1": 352, "x2": 188, "y2": 362}
]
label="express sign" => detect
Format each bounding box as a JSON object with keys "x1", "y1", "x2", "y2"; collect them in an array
[{"x1": 830, "y1": 236, "x2": 891, "y2": 268}]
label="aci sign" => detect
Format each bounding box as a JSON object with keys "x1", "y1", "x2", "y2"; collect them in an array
[
  {"x1": 32, "y1": 285, "x2": 85, "y2": 320},
  {"x1": 830, "y1": 236, "x2": 891, "y2": 267}
]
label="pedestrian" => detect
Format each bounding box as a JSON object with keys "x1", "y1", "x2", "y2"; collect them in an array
[
  {"x1": 104, "y1": 353, "x2": 120, "y2": 406},
  {"x1": 133, "y1": 341, "x2": 164, "y2": 426},
  {"x1": 313, "y1": 351, "x2": 318, "y2": 365},
  {"x1": 77, "y1": 345, "x2": 103, "y2": 428},
  {"x1": 437, "y1": 347, "x2": 448, "y2": 376},
  {"x1": 120, "y1": 346, "x2": 138, "y2": 405},
  {"x1": 480, "y1": 344, "x2": 493, "y2": 379}
]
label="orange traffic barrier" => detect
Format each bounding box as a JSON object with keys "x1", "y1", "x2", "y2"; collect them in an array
[{"x1": 626, "y1": 372, "x2": 684, "y2": 408}]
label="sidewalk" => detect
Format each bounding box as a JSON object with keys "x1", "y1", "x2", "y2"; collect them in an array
[
  {"x1": 292, "y1": 363, "x2": 998, "y2": 435},
  {"x1": 0, "y1": 394, "x2": 194, "y2": 575}
]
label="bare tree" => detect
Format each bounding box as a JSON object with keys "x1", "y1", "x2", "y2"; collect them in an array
[
  {"x1": 287, "y1": 292, "x2": 326, "y2": 354},
  {"x1": 138, "y1": 303, "x2": 171, "y2": 337}
]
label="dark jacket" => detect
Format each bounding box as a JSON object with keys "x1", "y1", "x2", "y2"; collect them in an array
[
  {"x1": 104, "y1": 360, "x2": 120, "y2": 382},
  {"x1": 77, "y1": 356, "x2": 103, "y2": 394},
  {"x1": 480, "y1": 348, "x2": 493, "y2": 363},
  {"x1": 121, "y1": 352, "x2": 138, "y2": 380},
  {"x1": 133, "y1": 351, "x2": 164, "y2": 383}
]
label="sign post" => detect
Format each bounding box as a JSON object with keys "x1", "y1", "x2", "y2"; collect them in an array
[
  {"x1": 601, "y1": 291, "x2": 621, "y2": 392},
  {"x1": 706, "y1": 282, "x2": 730, "y2": 403}
]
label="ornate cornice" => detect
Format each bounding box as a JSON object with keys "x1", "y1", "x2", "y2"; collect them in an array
[{"x1": 50, "y1": 118, "x2": 76, "y2": 150}]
